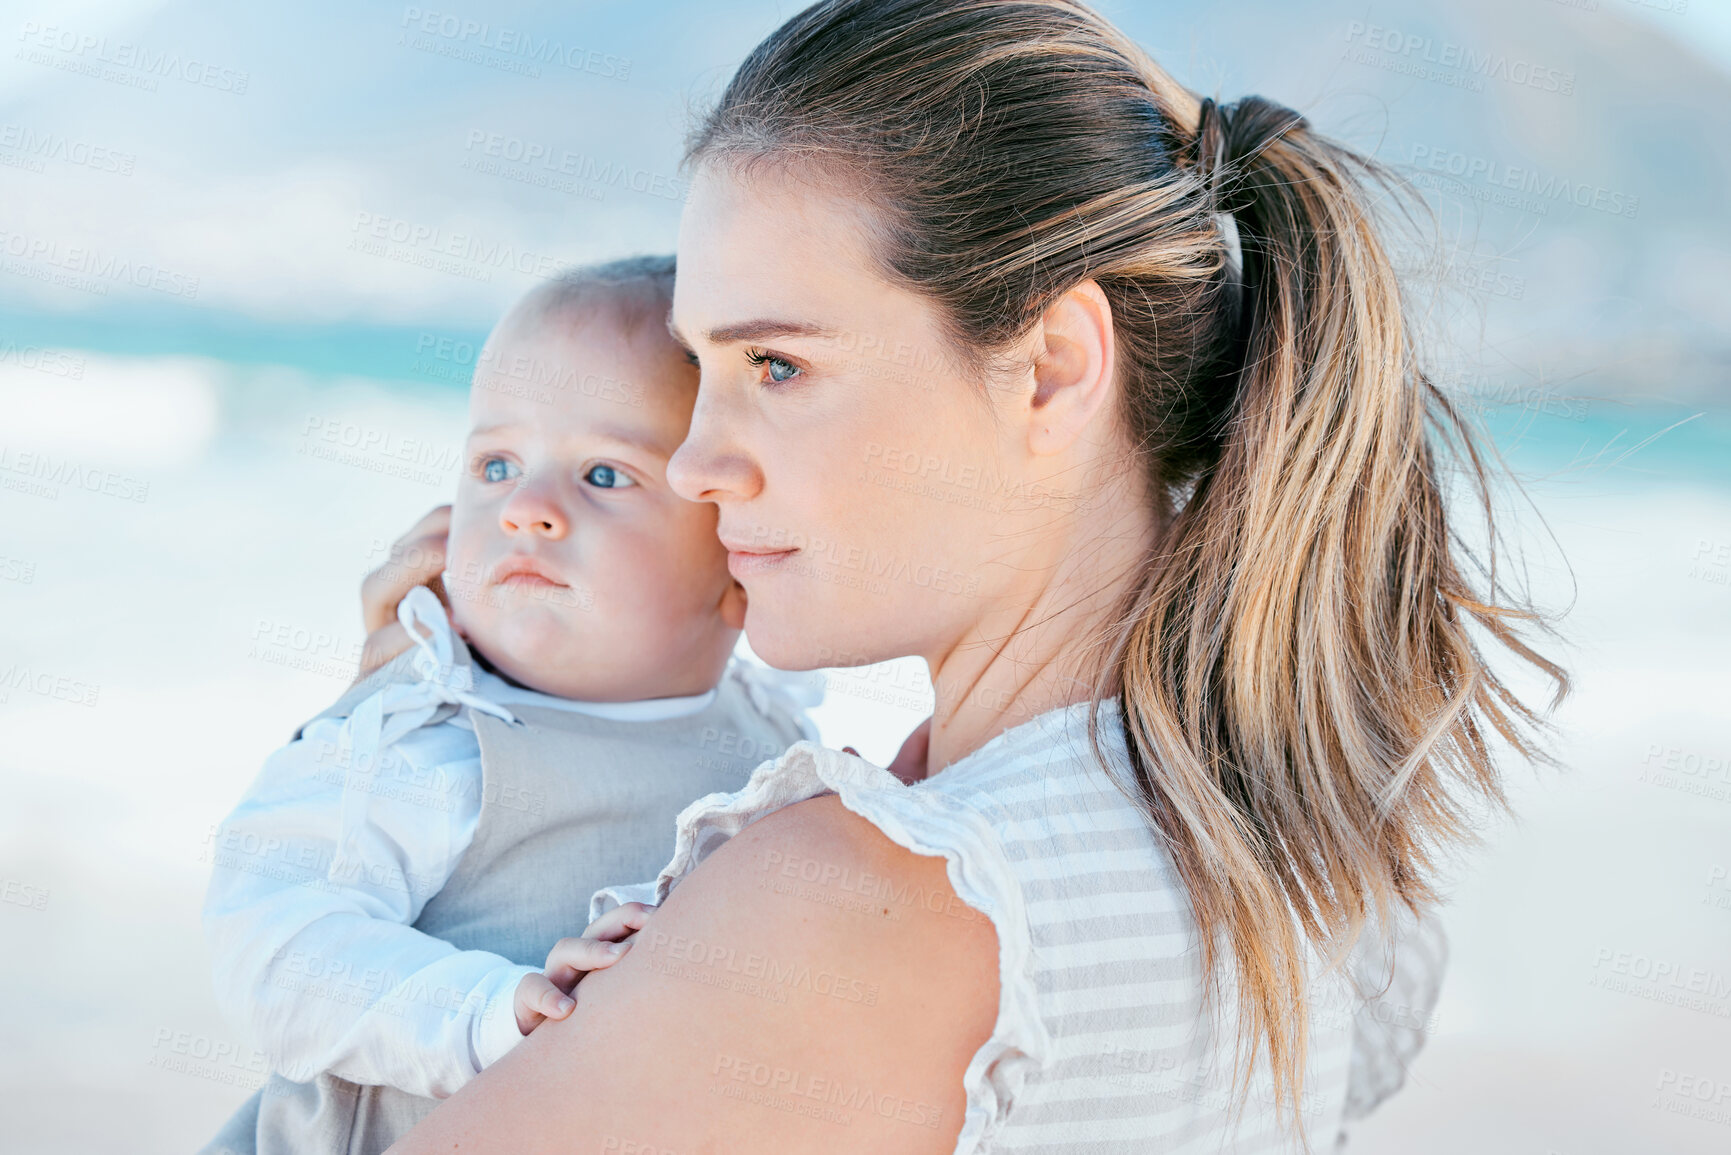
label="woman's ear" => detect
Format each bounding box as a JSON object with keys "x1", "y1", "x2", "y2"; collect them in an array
[
  {"x1": 1026, "y1": 279, "x2": 1117, "y2": 457},
  {"x1": 720, "y1": 578, "x2": 748, "y2": 629}
]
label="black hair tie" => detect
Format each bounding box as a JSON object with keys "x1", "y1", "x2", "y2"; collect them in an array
[{"x1": 1193, "y1": 95, "x2": 1307, "y2": 211}]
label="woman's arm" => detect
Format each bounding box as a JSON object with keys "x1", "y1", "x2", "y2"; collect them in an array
[{"x1": 389, "y1": 793, "x2": 999, "y2": 1154}]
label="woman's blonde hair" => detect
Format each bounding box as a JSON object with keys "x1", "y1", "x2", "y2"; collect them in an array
[{"x1": 689, "y1": 0, "x2": 1567, "y2": 1133}]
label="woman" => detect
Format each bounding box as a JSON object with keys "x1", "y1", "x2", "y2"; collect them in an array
[{"x1": 370, "y1": 1, "x2": 1562, "y2": 1150}]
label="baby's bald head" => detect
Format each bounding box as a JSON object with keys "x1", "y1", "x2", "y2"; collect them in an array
[{"x1": 497, "y1": 254, "x2": 684, "y2": 375}]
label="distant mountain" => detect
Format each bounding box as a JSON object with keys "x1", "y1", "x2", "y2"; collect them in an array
[{"x1": 1107, "y1": 0, "x2": 1731, "y2": 406}]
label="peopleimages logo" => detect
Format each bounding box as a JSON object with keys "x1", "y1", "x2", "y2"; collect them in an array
[
  {"x1": 462, "y1": 130, "x2": 684, "y2": 201},
  {"x1": 0, "y1": 228, "x2": 200, "y2": 298},
  {"x1": 0, "y1": 122, "x2": 135, "y2": 175},
  {"x1": 1344, "y1": 22, "x2": 1576, "y2": 95},
  {"x1": 398, "y1": 7, "x2": 631, "y2": 81},
  {"x1": 348, "y1": 211, "x2": 567, "y2": 282},
  {"x1": 0, "y1": 339, "x2": 85, "y2": 379},
  {"x1": 1589, "y1": 946, "x2": 1731, "y2": 1017},
  {"x1": 1407, "y1": 144, "x2": 1639, "y2": 219},
  {"x1": 0, "y1": 445, "x2": 150, "y2": 503},
  {"x1": 15, "y1": 21, "x2": 250, "y2": 94}
]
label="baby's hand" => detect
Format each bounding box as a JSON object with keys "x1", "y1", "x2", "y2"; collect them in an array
[
  {"x1": 511, "y1": 901, "x2": 654, "y2": 1036},
  {"x1": 356, "y1": 505, "x2": 451, "y2": 680}
]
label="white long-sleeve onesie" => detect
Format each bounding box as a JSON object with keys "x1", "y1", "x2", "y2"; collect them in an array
[{"x1": 202, "y1": 588, "x2": 820, "y2": 1099}]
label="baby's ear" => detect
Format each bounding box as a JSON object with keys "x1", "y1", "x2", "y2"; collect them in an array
[{"x1": 720, "y1": 578, "x2": 748, "y2": 629}]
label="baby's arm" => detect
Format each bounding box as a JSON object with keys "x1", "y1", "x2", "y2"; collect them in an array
[{"x1": 204, "y1": 710, "x2": 539, "y2": 1098}]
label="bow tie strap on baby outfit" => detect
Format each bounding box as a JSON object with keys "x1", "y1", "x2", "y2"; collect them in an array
[{"x1": 328, "y1": 586, "x2": 518, "y2": 884}]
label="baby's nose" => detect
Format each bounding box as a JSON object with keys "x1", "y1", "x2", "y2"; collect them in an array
[{"x1": 499, "y1": 487, "x2": 569, "y2": 537}]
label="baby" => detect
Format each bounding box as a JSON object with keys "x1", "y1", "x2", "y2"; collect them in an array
[{"x1": 198, "y1": 256, "x2": 818, "y2": 1155}]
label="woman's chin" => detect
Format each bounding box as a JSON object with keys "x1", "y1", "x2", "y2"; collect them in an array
[
  {"x1": 741, "y1": 615, "x2": 810, "y2": 671},
  {"x1": 744, "y1": 613, "x2": 857, "y2": 673}
]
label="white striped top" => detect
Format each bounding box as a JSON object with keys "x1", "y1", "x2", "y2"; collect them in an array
[{"x1": 594, "y1": 697, "x2": 1445, "y2": 1153}]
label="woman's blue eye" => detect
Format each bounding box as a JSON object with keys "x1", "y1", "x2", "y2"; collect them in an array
[
  {"x1": 746, "y1": 349, "x2": 801, "y2": 385},
  {"x1": 481, "y1": 457, "x2": 517, "y2": 483},
  {"x1": 584, "y1": 463, "x2": 635, "y2": 489}
]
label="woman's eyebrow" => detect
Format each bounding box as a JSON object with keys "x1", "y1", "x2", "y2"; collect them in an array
[{"x1": 666, "y1": 312, "x2": 836, "y2": 348}]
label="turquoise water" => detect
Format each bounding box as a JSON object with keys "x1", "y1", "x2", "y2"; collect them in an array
[
  {"x1": 0, "y1": 304, "x2": 490, "y2": 388},
  {"x1": 1477, "y1": 404, "x2": 1731, "y2": 487},
  {"x1": 4, "y1": 300, "x2": 1722, "y2": 480}
]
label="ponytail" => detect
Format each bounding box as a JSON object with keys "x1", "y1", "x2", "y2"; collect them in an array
[
  {"x1": 1105, "y1": 91, "x2": 1567, "y2": 1128},
  {"x1": 689, "y1": 0, "x2": 1568, "y2": 1136}
]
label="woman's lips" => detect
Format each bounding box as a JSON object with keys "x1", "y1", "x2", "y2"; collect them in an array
[{"x1": 727, "y1": 548, "x2": 798, "y2": 578}]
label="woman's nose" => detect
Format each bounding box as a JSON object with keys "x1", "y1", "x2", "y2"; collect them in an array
[
  {"x1": 667, "y1": 392, "x2": 763, "y2": 504},
  {"x1": 500, "y1": 483, "x2": 569, "y2": 538}
]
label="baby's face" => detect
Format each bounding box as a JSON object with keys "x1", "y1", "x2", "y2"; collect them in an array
[{"x1": 445, "y1": 306, "x2": 740, "y2": 701}]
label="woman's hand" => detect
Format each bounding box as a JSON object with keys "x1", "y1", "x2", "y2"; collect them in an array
[{"x1": 356, "y1": 505, "x2": 452, "y2": 680}]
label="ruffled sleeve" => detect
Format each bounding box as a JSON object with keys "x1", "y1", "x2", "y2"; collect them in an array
[
  {"x1": 1340, "y1": 901, "x2": 1449, "y2": 1123},
  {"x1": 590, "y1": 740, "x2": 1050, "y2": 1155}
]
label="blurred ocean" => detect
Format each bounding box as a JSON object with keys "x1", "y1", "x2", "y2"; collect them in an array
[{"x1": 1, "y1": 0, "x2": 1727, "y2": 1151}]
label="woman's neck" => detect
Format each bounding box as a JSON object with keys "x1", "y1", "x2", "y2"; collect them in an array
[{"x1": 921, "y1": 467, "x2": 1160, "y2": 777}]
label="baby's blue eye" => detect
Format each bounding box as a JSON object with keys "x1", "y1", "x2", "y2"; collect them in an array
[
  {"x1": 481, "y1": 457, "x2": 517, "y2": 483},
  {"x1": 584, "y1": 463, "x2": 635, "y2": 489}
]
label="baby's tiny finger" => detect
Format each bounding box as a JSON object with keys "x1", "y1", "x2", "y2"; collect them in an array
[
  {"x1": 514, "y1": 972, "x2": 557, "y2": 1034},
  {"x1": 582, "y1": 901, "x2": 653, "y2": 942},
  {"x1": 543, "y1": 935, "x2": 635, "y2": 990}
]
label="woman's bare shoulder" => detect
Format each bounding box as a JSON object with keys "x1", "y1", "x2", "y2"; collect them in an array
[{"x1": 390, "y1": 794, "x2": 998, "y2": 1155}]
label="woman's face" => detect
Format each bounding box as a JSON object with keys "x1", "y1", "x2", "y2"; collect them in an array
[{"x1": 668, "y1": 164, "x2": 1036, "y2": 672}]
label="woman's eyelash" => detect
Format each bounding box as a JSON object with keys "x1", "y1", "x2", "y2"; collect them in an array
[{"x1": 743, "y1": 347, "x2": 803, "y2": 385}]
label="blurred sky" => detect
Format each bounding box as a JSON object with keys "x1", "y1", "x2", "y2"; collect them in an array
[
  {"x1": 1, "y1": 3, "x2": 1729, "y2": 1154},
  {"x1": 1, "y1": 0, "x2": 1728, "y2": 401}
]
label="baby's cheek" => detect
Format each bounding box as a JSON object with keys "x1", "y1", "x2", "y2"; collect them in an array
[
  {"x1": 596, "y1": 556, "x2": 702, "y2": 630},
  {"x1": 441, "y1": 519, "x2": 493, "y2": 600},
  {"x1": 471, "y1": 613, "x2": 567, "y2": 688},
  {"x1": 439, "y1": 551, "x2": 498, "y2": 653},
  {"x1": 446, "y1": 591, "x2": 484, "y2": 644}
]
